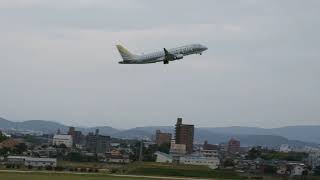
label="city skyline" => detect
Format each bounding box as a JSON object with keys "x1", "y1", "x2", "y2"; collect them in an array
[
  {"x1": 2, "y1": 116, "x2": 320, "y2": 130},
  {"x1": 1, "y1": 0, "x2": 319, "y2": 129}
]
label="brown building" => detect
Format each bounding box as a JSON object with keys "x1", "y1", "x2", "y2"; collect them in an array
[
  {"x1": 175, "y1": 118, "x2": 194, "y2": 154},
  {"x1": 68, "y1": 127, "x2": 83, "y2": 146},
  {"x1": 155, "y1": 130, "x2": 172, "y2": 146},
  {"x1": 227, "y1": 138, "x2": 240, "y2": 154},
  {"x1": 203, "y1": 140, "x2": 219, "y2": 150},
  {"x1": 86, "y1": 129, "x2": 111, "y2": 154}
]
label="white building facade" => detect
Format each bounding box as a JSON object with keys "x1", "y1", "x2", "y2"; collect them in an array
[
  {"x1": 200, "y1": 149, "x2": 219, "y2": 158},
  {"x1": 24, "y1": 157, "x2": 57, "y2": 167},
  {"x1": 52, "y1": 135, "x2": 73, "y2": 148},
  {"x1": 290, "y1": 163, "x2": 305, "y2": 176},
  {"x1": 179, "y1": 155, "x2": 220, "y2": 169},
  {"x1": 279, "y1": 144, "x2": 291, "y2": 153},
  {"x1": 155, "y1": 151, "x2": 173, "y2": 163},
  {"x1": 155, "y1": 151, "x2": 220, "y2": 169},
  {"x1": 169, "y1": 140, "x2": 186, "y2": 155},
  {"x1": 7, "y1": 156, "x2": 57, "y2": 167}
]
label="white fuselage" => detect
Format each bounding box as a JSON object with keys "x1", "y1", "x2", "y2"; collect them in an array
[{"x1": 119, "y1": 44, "x2": 207, "y2": 64}]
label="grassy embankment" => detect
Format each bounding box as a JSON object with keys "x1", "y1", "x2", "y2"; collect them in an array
[
  {"x1": 0, "y1": 171, "x2": 153, "y2": 180},
  {"x1": 125, "y1": 162, "x2": 245, "y2": 179}
]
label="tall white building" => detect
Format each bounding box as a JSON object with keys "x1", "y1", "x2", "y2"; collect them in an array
[{"x1": 52, "y1": 135, "x2": 73, "y2": 148}]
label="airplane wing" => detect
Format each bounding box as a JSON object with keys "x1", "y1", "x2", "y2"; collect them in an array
[
  {"x1": 163, "y1": 48, "x2": 183, "y2": 64},
  {"x1": 164, "y1": 48, "x2": 175, "y2": 59}
]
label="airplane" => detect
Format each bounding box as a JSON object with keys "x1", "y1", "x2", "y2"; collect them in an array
[{"x1": 117, "y1": 44, "x2": 208, "y2": 64}]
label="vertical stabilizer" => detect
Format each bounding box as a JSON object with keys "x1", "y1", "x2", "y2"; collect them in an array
[{"x1": 116, "y1": 45, "x2": 136, "y2": 61}]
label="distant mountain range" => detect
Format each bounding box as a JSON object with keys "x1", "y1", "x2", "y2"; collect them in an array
[
  {"x1": 1, "y1": 117, "x2": 319, "y2": 148},
  {"x1": 0, "y1": 117, "x2": 119, "y2": 136}
]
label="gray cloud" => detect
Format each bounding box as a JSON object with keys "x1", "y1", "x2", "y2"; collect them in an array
[{"x1": 0, "y1": 0, "x2": 319, "y2": 128}]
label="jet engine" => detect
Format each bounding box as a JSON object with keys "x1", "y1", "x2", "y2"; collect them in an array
[{"x1": 174, "y1": 54, "x2": 183, "y2": 60}]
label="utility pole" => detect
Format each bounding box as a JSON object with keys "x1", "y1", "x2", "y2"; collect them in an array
[{"x1": 139, "y1": 139, "x2": 143, "y2": 162}]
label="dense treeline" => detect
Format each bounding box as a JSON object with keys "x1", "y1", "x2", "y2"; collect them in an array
[{"x1": 247, "y1": 147, "x2": 308, "y2": 161}]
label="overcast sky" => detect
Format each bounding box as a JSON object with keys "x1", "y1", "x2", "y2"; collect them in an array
[{"x1": 1, "y1": 0, "x2": 319, "y2": 129}]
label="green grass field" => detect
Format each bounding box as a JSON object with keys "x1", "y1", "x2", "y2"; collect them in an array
[
  {"x1": 125, "y1": 162, "x2": 245, "y2": 179},
  {"x1": 0, "y1": 172, "x2": 154, "y2": 180},
  {"x1": 58, "y1": 160, "x2": 123, "y2": 169}
]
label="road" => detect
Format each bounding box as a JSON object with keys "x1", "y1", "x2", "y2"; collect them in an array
[{"x1": 0, "y1": 169, "x2": 217, "y2": 180}]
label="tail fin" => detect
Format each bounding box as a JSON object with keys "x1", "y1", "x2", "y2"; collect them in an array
[{"x1": 116, "y1": 44, "x2": 136, "y2": 61}]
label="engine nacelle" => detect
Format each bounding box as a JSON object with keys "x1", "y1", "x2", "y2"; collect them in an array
[{"x1": 174, "y1": 54, "x2": 183, "y2": 60}]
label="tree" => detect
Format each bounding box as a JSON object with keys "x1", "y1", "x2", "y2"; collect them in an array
[
  {"x1": 143, "y1": 144, "x2": 158, "y2": 162},
  {"x1": 64, "y1": 152, "x2": 98, "y2": 162},
  {"x1": 314, "y1": 166, "x2": 320, "y2": 176},
  {"x1": 0, "y1": 133, "x2": 8, "y2": 143},
  {"x1": 13, "y1": 143, "x2": 28, "y2": 154},
  {"x1": 45, "y1": 166, "x2": 53, "y2": 170},
  {"x1": 65, "y1": 152, "x2": 83, "y2": 161},
  {"x1": 58, "y1": 143, "x2": 67, "y2": 149},
  {"x1": 129, "y1": 141, "x2": 141, "y2": 161},
  {"x1": 0, "y1": 147, "x2": 10, "y2": 156},
  {"x1": 263, "y1": 165, "x2": 277, "y2": 174},
  {"x1": 247, "y1": 147, "x2": 262, "y2": 160},
  {"x1": 158, "y1": 143, "x2": 170, "y2": 154},
  {"x1": 223, "y1": 159, "x2": 234, "y2": 167}
]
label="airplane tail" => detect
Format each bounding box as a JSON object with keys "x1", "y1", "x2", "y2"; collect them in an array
[{"x1": 116, "y1": 44, "x2": 137, "y2": 61}]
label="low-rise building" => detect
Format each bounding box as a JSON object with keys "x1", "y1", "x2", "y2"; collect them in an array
[
  {"x1": 0, "y1": 138, "x2": 21, "y2": 149},
  {"x1": 308, "y1": 151, "x2": 320, "y2": 169},
  {"x1": 143, "y1": 141, "x2": 156, "y2": 148},
  {"x1": 7, "y1": 156, "x2": 57, "y2": 167},
  {"x1": 32, "y1": 146, "x2": 57, "y2": 158},
  {"x1": 277, "y1": 165, "x2": 289, "y2": 175},
  {"x1": 288, "y1": 163, "x2": 306, "y2": 176},
  {"x1": 201, "y1": 141, "x2": 219, "y2": 158},
  {"x1": 107, "y1": 155, "x2": 130, "y2": 164},
  {"x1": 170, "y1": 140, "x2": 186, "y2": 155},
  {"x1": 52, "y1": 134, "x2": 73, "y2": 148},
  {"x1": 279, "y1": 144, "x2": 291, "y2": 153},
  {"x1": 155, "y1": 151, "x2": 220, "y2": 169},
  {"x1": 0, "y1": 131, "x2": 11, "y2": 137},
  {"x1": 155, "y1": 151, "x2": 173, "y2": 163},
  {"x1": 24, "y1": 157, "x2": 57, "y2": 167},
  {"x1": 106, "y1": 149, "x2": 130, "y2": 164},
  {"x1": 180, "y1": 155, "x2": 220, "y2": 169},
  {"x1": 200, "y1": 149, "x2": 219, "y2": 158},
  {"x1": 6, "y1": 156, "x2": 25, "y2": 166},
  {"x1": 110, "y1": 143, "x2": 120, "y2": 148}
]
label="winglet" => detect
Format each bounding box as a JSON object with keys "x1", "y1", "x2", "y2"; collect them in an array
[
  {"x1": 164, "y1": 48, "x2": 169, "y2": 55},
  {"x1": 163, "y1": 48, "x2": 170, "y2": 64}
]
